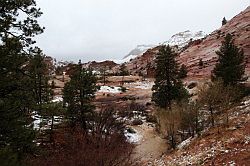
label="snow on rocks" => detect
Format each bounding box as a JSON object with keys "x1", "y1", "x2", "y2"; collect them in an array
[
  {"x1": 52, "y1": 96, "x2": 63, "y2": 103},
  {"x1": 125, "y1": 81, "x2": 154, "y2": 90},
  {"x1": 124, "y1": 128, "x2": 142, "y2": 144},
  {"x1": 98, "y1": 86, "x2": 122, "y2": 93},
  {"x1": 135, "y1": 82, "x2": 154, "y2": 90},
  {"x1": 177, "y1": 137, "x2": 193, "y2": 149},
  {"x1": 163, "y1": 30, "x2": 206, "y2": 48}
]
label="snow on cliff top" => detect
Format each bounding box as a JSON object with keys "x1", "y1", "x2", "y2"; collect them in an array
[
  {"x1": 114, "y1": 31, "x2": 206, "y2": 64},
  {"x1": 114, "y1": 45, "x2": 155, "y2": 64},
  {"x1": 163, "y1": 30, "x2": 207, "y2": 48}
]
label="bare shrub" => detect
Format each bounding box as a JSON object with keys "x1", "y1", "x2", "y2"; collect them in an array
[
  {"x1": 29, "y1": 107, "x2": 135, "y2": 166},
  {"x1": 156, "y1": 102, "x2": 203, "y2": 149},
  {"x1": 198, "y1": 80, "x2": 242, "y2": 127}
]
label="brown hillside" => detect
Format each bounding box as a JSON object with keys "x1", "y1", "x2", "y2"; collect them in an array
[
  {"x1": 124, "y1": 6, "x2": 250, "y2": 80},
  {"x1": 179, "y1": 6, "x2": 250, "y2": 79}
]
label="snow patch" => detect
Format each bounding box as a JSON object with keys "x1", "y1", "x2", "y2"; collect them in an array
[
  {"x1": 52, "y1": 96, "x2": 63, "y2": 103},
  {"x1": 98, "y1": 86, "x2": 122, "y2": 93},
  {"x1": 177, "y1": 137, "x2": 192, "y2": 149},
  {"x1": 135, "y1": 82, "x2": 154, "y2": 90},
  {"x1": 124, "y1": 129, "x2": 142, "y2": 144},
  {"x1": 114, "y1": 54, "x2": 138, "y2": 64}
]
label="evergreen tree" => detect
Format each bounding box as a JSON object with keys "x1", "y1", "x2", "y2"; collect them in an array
[
  {"x1": 152, "y1": 45, "x2": 188, "y2": 109},
  {"x1": 0, "y1": 0, "x2": 44, "y2": 163},
  {"x1": 100, "y1": 66, "x2": 108, "y2": 85},
  {"x1": 63, "y1": 62, "x2": 98, "y2": 130},
  {"x1": 27, "y1": 48, "x2": 53, "y2": 105},
  {"x1": 178, "y1": 64, "x2": 188, "y2": 79},
  {"x1": 222, "y1": 17, "x2": 227, "y2": 26},
  {"x1": 199, "y1": 59, "x2": 204, "y2": 68},
  {"x1": 119, "y1": 63, "x2": 129, "y2": 85},
  {"x1": 212, "y1": 33, "x2": 245, "y2": 85}
]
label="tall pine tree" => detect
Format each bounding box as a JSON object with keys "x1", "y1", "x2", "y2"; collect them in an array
[
  {"x1": 63, "y1": 62, "x2": 98, "y2": 130},
  {"x1": 212, "y1": 33, "x2": 245, "y2": 85},
  {"x1": 27, "y1": 48, "x2": 52, "y2": 105},
  {"x1": 0, "y1": 0, "x2": 44, "y2": 164},
  {"x1": 152, "y1": 45, "x2": 188, "y2": 109},
  {"x1": 119, "y1": 63, "x2": 129, "y2": 85}
]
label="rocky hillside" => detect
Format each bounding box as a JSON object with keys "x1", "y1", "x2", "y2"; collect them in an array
[
  {"x1": 151, "y1": 97, "x2": 250, "y2": 166},
  {"x1": 123, "y1": 6, "x2": 250, "y2": 80},
  {"x1": 82, "y1": 60, "x2": 118, "y2": 74},
  {"x1": 179, "y1": 6, "x2": 250, "y2": 79}
]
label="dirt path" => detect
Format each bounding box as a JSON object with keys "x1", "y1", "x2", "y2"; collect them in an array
[{"x1": 132, "y1": 123, "x2": 168, "y2": 164}]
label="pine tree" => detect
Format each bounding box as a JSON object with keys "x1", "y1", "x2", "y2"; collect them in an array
[
  {"x1": 222, "y1": 17, "x2": 227, "y2": 26},
  {"x1": 0, "y1": 0, "x2": 44, "y2": 163},
  {"x1": 199, "y1": 59, "x2": 204, "y2": 68},
  {"x1": 178, "y1": 64, "x2": 188, "y2": 79},
  {"x1": 152, "y1": 45, "x2": 188, "y2": 109},
  {"x1": 63, "y1": 62, "x2": 98, "y2": 129},
  {"x1": 100, "y1": 66, "x2": 108, "y2": 85},
  {"x1": 27, "y1": 48, "x2": 53, "y2": 105},
  {"x1": 119, "y1": 63, "x2": 129, "y2": 85},
  {"x1": 212, "y1": 33, "x2": 245, "y2": 85}
]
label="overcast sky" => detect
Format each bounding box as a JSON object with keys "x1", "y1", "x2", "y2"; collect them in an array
[{"x1": 35, "y1": 0, "x2": 249, "y2": 63}]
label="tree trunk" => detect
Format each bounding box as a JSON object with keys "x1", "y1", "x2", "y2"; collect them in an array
[{"x1": 209, "y1": 106, "x2": 214, "y2": 127}]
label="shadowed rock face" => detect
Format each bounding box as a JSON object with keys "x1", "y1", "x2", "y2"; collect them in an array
[{"x1": 123, "y1": 6, "x2": 250, "y2": 80}]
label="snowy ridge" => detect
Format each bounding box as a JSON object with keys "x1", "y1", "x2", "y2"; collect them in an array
[
  {"x1": 124, "y1": 44, "x2": 155, "y2": 59},
  {"x1": 113, "y1": 31, "x2": 206, "y2": 64},
  {"x1": 114, "y1": 54, "x2": 138, "y2": 64},
  {"x1": 163, "y1": 30, "x2": 206, "y2": 48},
  {"x1": 114, "y1": 44, "x2": 155, "y2": 64}
]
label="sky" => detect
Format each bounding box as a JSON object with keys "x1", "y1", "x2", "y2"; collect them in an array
[{"x1": 35, "y1": 0, "x2": 249, "y2": 63}]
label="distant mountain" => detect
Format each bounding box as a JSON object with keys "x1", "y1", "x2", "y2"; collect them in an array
[
  {"x1": 113, "y1": 45, "x2": 155, "y2": 64},
  {"x1": 123, "y1": 45, "x2": 155, "y2": 59},
  {"x1": 163, "y1": 30, "x2": 207, "y2": 48}
]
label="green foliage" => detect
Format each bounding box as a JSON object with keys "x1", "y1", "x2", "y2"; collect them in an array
[
  {"x1": 0, "y1": 147, "x2": 19, "y2": 166},
  {"x1": 222, "y1": 17, "x2": 227, "y2": 26},
  {"x1": 63, "y1": 64, "x2": 98, "y2": 129},
  {"x1": 212, "y1": 33, "x2": 246, "y2": 85},
  {"x1": 178, "y1": 64, "x2": 188, "y2": 79},
  {"x1": 119, "y1": 63, "x2": 129, "y2": 76},
  {"x1": 119, "y1": 63, "x2": 129, "y2": 85},
  {"x1": 0, "y1": 0, "x2": 44, "y2": 163},
  {"x1": 119, "y1": 86, "x2": 127, "y2": 92},
  {"x1": 152, "y1": 45, "x2": 189, "y2": 109},
  {"x1": 27, "y1": 48, "x2": 53, "y2": 104}
]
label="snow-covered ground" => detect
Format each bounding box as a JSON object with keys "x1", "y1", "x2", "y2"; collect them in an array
[
  {"x1": 125, "y1": 81, "x2": 154, "y2": 90},
  {"x1": 32, "y1": 113, "x2": 62, "y2": 130},
  {"x1": 32, "y1": 96, "x2": 64, "y2": 130},
  {"x1": 98, "y1": 86, "x2": 123, "y2": 93}
]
